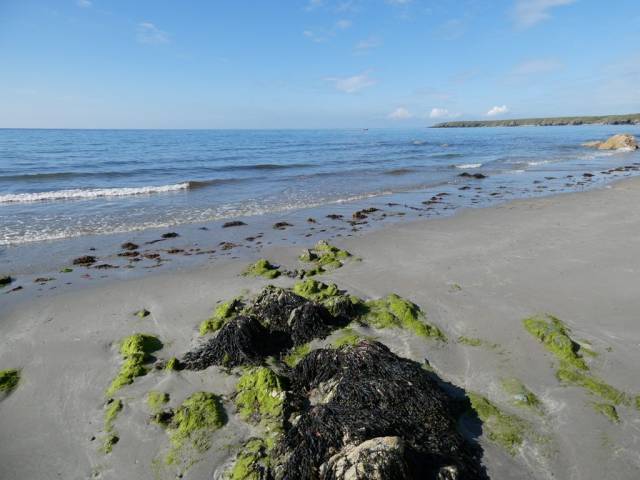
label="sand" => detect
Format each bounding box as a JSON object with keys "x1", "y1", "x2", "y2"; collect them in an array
[{"x1": 2, "y1": 178, "x2": 640, "y2": 479}]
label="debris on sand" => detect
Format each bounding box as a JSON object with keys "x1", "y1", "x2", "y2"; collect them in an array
[
  {"x1": 223, "y1": 221, "x2": 248, "y2": 228},
  {"x1": 273, "y1": 222, "x2": 293, "y2": 230},
  {"x1": 73, "y1": 255, "x2": 97, "y2": 266}
]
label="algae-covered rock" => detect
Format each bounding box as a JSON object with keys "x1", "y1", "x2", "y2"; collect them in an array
[
  {"x1": 467, "y1": 393, "x2": 527, "y2": 454},
  {"x1": 107, "y1": 334, "x2": 163, "y2": 396},
  {"x1": 293, "y1": 279, "x2": 362, "y2": 319},
  {"x1": 274, "y1": 341, "x2": 484, "y2": 479},
  {"x1": 235, "y1": 367, "x2": 285, "y2": 435},
  {"x1": 523, "y1": 314, "x2": 587, "y2": 370},
  {"x1": 244, "y1": 259, "x2": 281, "y2": 279},
  {"x1": 282, "y1": 343, "x2": 311, "y2": 368},
  {"x1": 165, "y1": 391, "x2": 226, "y2": 465},
  {"x1": 229, "y1": 438, "x2": 271, "y2": 480},
  {"x1": 0, "y1": 369, "x2": 20, "y2": 394},
  {"x1": 299, "y1": 240, "x2": 352, "y2": 276},
  {"x1": 361, "y1": 294, "x2": 445, "y2": 341}
]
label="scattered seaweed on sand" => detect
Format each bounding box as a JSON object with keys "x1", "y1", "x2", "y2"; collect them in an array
[
  {"x1": 0, "y1": 369, "x2": 20, "y2": 394},
  {"x1": 457, "y1": 336, "x2": 483, "y2": 347},
  {"x1": 147, "y1": 391, "x2": 170, "y2": 413},
  {"x1": 199, "y1": 298, "x2": 244, "y2": 336},
  {"x1": 244, "y1": 259, "x2": 281, "y2": 279},
  {"x1": 135, "y1": 308, "x2": 150, "y2": 318},
  {"x1": 467, "y1": 393, "x2": 527, "y2": 454},
  {"x1": 500, "y1": 378, "x2": 542, "y2": 413},
  {"x1": 523, "y1": 314, "x2": 588, "y2": 370},
  {"x1": 555, "y1": 367, "x2": 629, "y2": 405},
  {"x1": 593, "y1": 403, "x2": 620, "y2": 423},
  {"x1": 73, "y1": 255, "x2": 97, "y2": 266},
  {"x1": 107, "y1": 334, "x2": 163, "y2": 396},
  {"x1": 101, "y1": 398, "x2": 123, "y2": 454}
]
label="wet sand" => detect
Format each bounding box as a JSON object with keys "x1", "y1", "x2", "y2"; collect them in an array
[{"x1": 2, "y1": 178, "x2": 640, "y2": 479}]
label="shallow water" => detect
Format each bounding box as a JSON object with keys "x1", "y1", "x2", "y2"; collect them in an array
[{"x1": 1, "y1": 126, "x2": 639, "y2": 245}]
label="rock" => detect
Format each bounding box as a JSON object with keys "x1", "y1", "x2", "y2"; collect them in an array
[
  {"x1": 458, "y1": 172, "x2": 487, "y2": 179},
  {"x1": 223, "y1": 221, "x2": 247, "y2": 228},
  {"x1": 307, "y1": 218, "x2": 317, "y2": 223},
  {"x1": 219, "y1": 242, "x2": 238, "y2": 251},
  {"x1": 273, "y1": 222, "x2": 293, "y2": 230},
  {"x1": 121, "y1": 242, "x2": 139, "y2": 251},
  {"x1": 584, "y1": 134, "x2": 638, "y2": 150},
  {"x1": 72, "y1": 255, "x2": 97, "y2": 266},
  {"x1": 118, "y1": 251, "x2": 139, "y2": 257},
  {"x1": 161, "y1": 232, "x2": 179, "y2": 238},
  {"x1": 326, "y1": 214, "x2": 343, "y2": 220},
  {"x1": 319, "y1": 436, "x2": 409, "y2": 480},
  {"x1": 0, "y1": 275, "x2": 12, "y2": 287}
]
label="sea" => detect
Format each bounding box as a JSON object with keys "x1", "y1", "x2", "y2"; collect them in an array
[{"x1": 1, "y1": 126, "x2": 640, "y2": 247}]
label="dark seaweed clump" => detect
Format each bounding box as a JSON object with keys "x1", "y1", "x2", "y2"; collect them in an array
[
  {"x1": 274, "y1": 341, "x2": 485, "y2": 480},
  {"x1": 181, "y1": 286, "x2": 347, "y2": 369}
]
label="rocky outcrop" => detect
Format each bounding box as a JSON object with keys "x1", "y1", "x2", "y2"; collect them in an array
[{"x1": 583, "y1": 134, "x2": 638, "y2": 151}]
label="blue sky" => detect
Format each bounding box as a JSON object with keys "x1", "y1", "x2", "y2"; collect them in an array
[{"x1": 1, "y1": 0, "x2": 639, "y2": 128}]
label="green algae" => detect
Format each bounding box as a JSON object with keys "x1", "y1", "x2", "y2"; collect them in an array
[
  {"x1": 331, "y1": 327, "x2": 363, "y2": 347},
  {"x1": 555, "y1": 366, "x2": 629, "y2": 405},
  {"x1": 458, "y1": 336, "x2": 483, "y2": 347},
  {"x1": 148, "y1": 391, "x2": 170, "y2": 413},
  {"x1": 165, "y1": 357, "x2": 180, "y2": 371},
  {"x1": 283, "y1": 343, "x2": 310, "y2": 368},
  {"x1": 165, "y1": 391, "x2": 226, "y2": 466},
  {"x1": 60, "y1": 267, "x2": 73, "y2": 273},
  {"x1": 135, "y1": 309, "x2": 150, "y2": 318},
  {"x1": 523, "y1": 314, "x2": 587, "y2": 370},
  {"x1": 200, "y1": 298, "x2": 244, "y2": 336},
  {"x1": 106, "y1": 334, "x2": 163, "y2": 396},
  {"x1": 235, "y1": 367, "x2": 285, "y2": 432},
  {"x1": 636, "y1": 396, "x2": 640, "y2": 411},
  {"x1": 500, "y1": 378, "x2": 542, "y2": 412},
  {"x1": 101, "y1": 398, "x2": 123, "y2": 454},
  {"x1": 593, "y1": 403, "x2": 620, "y2": 423},
  {"x1": 468, "y1": 393, "x2": 527, "y2": 454},
  {"x1": 299, "y1": 240, "x2": 352, "y2": 275},
  {"x1": 243, "y1": 259, "x2": 281, "y2": 279},
  {"x1": 292, "y1": 278, "x2": 363, "y2": 317},
  {"x1": 361, "y1": 294, "x2": 445, "y2": 341},
  {"x1": 0, "y1": 369, "x2": 20, "y2": 394},
  {"x1": 228, "y1": 438, "x2": 271, "y2": 480}
]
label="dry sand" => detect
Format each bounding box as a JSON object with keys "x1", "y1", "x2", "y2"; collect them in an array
[{"x1": 2, "y1": 178, "x2": 640, "y2": 479}]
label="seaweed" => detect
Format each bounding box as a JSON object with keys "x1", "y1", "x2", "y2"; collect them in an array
[
  {"x1": 244, "y1": 259, "x2": 281, "y2": 279},
  {"x1": 200, "y1": 298, "x2": 244, "y2": 336},
  {"x1": 101, "y1": 398, "x2": 123, "y2": 454},
  {"x1": 457, "y1": 336, "x2": 483, "y2": 347},
  {"x1": 275, "y1": 341, "x2": 484, "y2": 478},
  {"x1": 331, "y1": 327, "x2": 364, "y2": 347},
  {"x1": 165, "y1": 391, "x2": 226, "y2": 466},
  {"x1": 106, "y1": 334, "x2": 163, "y2": 396},
  {"x1": 0, "y1": 369, "x2": 20, "y2": 394},
  {"x1": 228, "y1": 438, "x2": 271, "y2": 480},
  {"x1": 299, "y1": 240, "x2": 352, "y2": 275},
  {"x1": 135, "y1": 309, "x2": 150, "y2": 318},
  {"x1": 555, "y1": 367, "x2": 629, "y2": 405},
  {"x1": 292, "y1": 279, "x2": 362, "y2": 319},
  {"x1": 593, "y1": 403, "x2": 619, "y2": 423},
  {"x1": 523, "y1": 314, "x2": 587, "y2": 370},
  {"x1": 147, "y1": 391, "x2": 170, "y2": 413},
  {"x1": 500, "y1": 378, "x2": 542, "y2": 412},
  {"x1": 282, "y1": 343, "x2": 311, "y2": 368},
  {"x1": 467, "y1": 393, "x2": 527, "y2": 454},
  {"x1": 361, "y1": 294, "x2": 445, "y2": 341},
  {"x1": 235, "y1": 367, "x2": 285, "y2": 440}
]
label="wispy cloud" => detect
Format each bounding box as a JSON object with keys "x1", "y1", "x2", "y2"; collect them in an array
[
  {"x1": 388, "y1": 107, "x2": 413, "y2": 120},
  {"x1": 305, "y1": 0, "x2": 325, "y2": 11},
  {"x1": 304, "y1": 19, "x2": 352, "y2": 43},
  {"x1": 136, "y1": 22, "x2": 170, "y2": 45},
  {"x1": 429, "y1": 108, "x2": 461, "y2": 119},
  {"x1": 512, "y1": 0, "x2": 576, "y2": 29},
  {"x1": 486, "y1": 105, "x2": 509, "y2": 116},
  {"x1": 511, "y1": 58, "x2": 563, "y2": 76},
  {"x1": 354, "y1": 36, "x2": 382, "y2": 54},
  {"x1": 76, "y1": 0, "x2": 92, "y2": 7},
  {"x1": 335, "y1": 19, "x2": 352, "y2": 29},
  {"x1": 326, "y1": 72, "x2": 376, "y2": 93}
]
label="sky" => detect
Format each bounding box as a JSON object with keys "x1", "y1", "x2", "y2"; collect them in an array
[{"x1": 0, "y1": 0, "x2": 639, "y2": 128}]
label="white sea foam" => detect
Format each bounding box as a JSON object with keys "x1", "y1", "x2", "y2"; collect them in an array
[
  {"x1": 455, "y1": 163, "x2": 482, "y2": 169},
  {"x1": 0, "y1": 183, "x2": 190, "y2": 204}
]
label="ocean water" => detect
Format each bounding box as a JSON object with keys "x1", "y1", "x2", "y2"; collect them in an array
[{"x1": 1, "y1": 126, "x2": 639, "y2": 246}]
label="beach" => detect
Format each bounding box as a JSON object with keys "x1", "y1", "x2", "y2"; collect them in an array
[{"x1": 1, "y1": 176, "x2": 640, "y2": 479}]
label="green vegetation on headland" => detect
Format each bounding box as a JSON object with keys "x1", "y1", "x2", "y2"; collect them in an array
[{"x1": 433, "y1": 113, "x2": 640, "y2": 128}]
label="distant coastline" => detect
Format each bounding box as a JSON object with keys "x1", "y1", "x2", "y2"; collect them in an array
[{"x1": 432, "y1": 113, "x2": 640, "y2": 128}]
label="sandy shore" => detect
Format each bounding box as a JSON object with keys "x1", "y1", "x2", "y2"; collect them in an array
[{"x1": 2, "y1": 178, "x2": 640, "y2": 479}]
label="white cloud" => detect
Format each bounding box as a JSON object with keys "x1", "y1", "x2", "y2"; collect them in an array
[
  {"x1": 511, "y1": 58, "x2": 563, "y2": 76},
  {"x1": 335, "y1": 19, "x2": 352, "y2": 29},
  {"x1": 326, "y1": 72, "x2": 376, "y2": 93},
  {"x1": 76, "y1": 0, "x2": 92, "y2": 7},
  {"x1": 513, "y1": 0, "x2": 576, "y2": 29},
  {"x1": 486, "y1": 105, "x2": 509, "y2": 116},
  {"x1": 388, "y1": 107, "x2": 413, "y2": 120},
  {"x1": 354, "y1": 36, "x2": 381, "y2": 53},
  {"x1": 137, "y1": 22, "x2": 170, "y2": 44},
  {"x1": 429, "y1": 108, "x2": 452, "y2": 119}
]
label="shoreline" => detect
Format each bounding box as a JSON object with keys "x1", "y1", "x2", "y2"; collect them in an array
[{"x1": 1, "y1": 176, "x2": 640, "y2": 478}]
